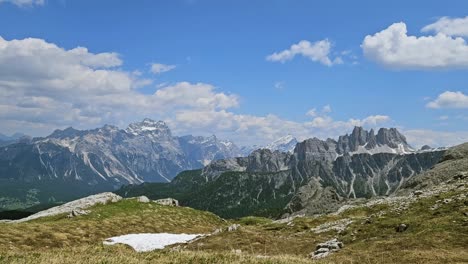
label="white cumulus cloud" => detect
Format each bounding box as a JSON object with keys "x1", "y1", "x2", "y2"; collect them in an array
[
  {"x1": 266, "y1": 39, "x2": 342, "y2": 66},
  {"x1": 362, "y1": 22, "x2": 468, "y2": 69},
  {"x1": 0, "y1": 36, "x2": 396, "y2": 146},
  {"x1": 426, "y1": 91, "x2": 468, "y2": 109}
]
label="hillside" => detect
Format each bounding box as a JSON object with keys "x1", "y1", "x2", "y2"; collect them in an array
[{"x1": 1, "y1": 160, "x2": 467, "y2": 263}]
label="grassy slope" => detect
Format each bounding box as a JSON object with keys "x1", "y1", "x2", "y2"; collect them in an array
[
  {"x1": 0, "y1": 200, "x2": 225, "y2": 252},
  {"x1": 1, "y1": 186, "x2": 467, "y2": 263}
]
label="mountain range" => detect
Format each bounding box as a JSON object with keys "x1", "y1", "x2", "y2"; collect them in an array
[
  {"x1": 117, "y1": 126, "x2": 445, "y2": 218},
  {"x1": 0, "y1": 122, "x2": 447, "y2": 217},
  {"x1": 0, "y1": 119, "x2": 242, "y2": 210}
]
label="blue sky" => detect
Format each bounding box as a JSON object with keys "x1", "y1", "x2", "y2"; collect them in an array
[{"x1": 0, "y1": 0, "x2": 467, "y2": 147}]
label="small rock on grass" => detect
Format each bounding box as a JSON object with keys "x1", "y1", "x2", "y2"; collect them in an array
[{"x1": 396, "y1": 223, "x2": 408, "y2": 232}]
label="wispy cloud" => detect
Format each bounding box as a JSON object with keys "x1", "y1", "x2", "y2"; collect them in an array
[
  {"x1": 150, "y1": 63, "x2": 176, "y2": 74},
  {"x1": 266, "y1": 39, "x2": 342, "y2": 66},
  {"x1": 422, "y1": 16, "x2": 468, "y2": 37},
  {"x1": 0, "y1": 0, "x2": 44, "y2": 7}
]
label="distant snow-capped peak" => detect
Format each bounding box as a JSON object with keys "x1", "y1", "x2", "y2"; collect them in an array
[{"x1": 265, "y1": 134, "x2": 298, "y2": 153}]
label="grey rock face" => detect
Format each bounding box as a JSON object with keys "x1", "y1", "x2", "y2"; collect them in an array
[
  {"x1": 336, "y1": 127, "x2": 413, "y2": 155},
  {"x1": 337, "y1": 126, "x2": 369, "y2": 153},
  {"x1": 246, "y1": 149, "x2": 291, "y2": 172},
  {"x1": 376, "y1": 128, "x2": 408, "y2": 149}
]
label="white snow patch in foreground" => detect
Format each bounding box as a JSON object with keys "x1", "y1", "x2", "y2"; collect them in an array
[{"x1": 103, "y1": 233, "x2": 204, "y2": 252}]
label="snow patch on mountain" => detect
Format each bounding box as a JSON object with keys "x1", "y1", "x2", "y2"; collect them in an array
[
  {"x1": 103, "y1": 233, "x2": 204, "y2": 252},
  {"x1": 349, "y1": 143, "x2": 414, "y2": 156}
]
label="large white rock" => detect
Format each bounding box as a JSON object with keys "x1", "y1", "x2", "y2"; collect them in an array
[
  {"x1": 10, "y1": 192, "x2": 122, "y2": 223},
  {"x1": 154, "y1": 198, "x2": 179, "y2": 206}
]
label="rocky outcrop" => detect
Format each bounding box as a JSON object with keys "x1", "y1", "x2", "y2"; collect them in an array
[
  {"x1": 396, "y1": 223, "x2": 409, "y2": 232},
  {"x1": 310, "y1": 238, "x2": 344, "y2": 259},
  {"x1": 9, "y1": 192, "x2": 122, "y2": 223},
  {"x1": 136, "y1": 196, "x2": 150, "y2": 203},
  {"x1": 155, "y1": 198, "x2": 179, "y2": 207},
  {"x1": 227, "y1": 224, "x2": 240, "y2": 232},
  {"x1": 67, "y1": 209, "x2": 90, "y2": 218}
]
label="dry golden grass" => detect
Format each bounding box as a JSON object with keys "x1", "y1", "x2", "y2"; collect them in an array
[
  {"x1": 0, "y1": 245, "x2": 314, "y2": 264},
  {"x1": 1, "y1": 188, "x2": 467, "y2": 263}
]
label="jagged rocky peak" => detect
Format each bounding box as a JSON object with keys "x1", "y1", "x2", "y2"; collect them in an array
[
  {"x1": 125, "y1": 118, "x2": 172, "y2": 138},
  {"x1": 266, "y1": 134, "x2": 298, "y2": 153},
  {"x1": 337, "y1": 126, "x2": 378, "y2": 153},
  {"x1": 376, "y1": 127, "x2": 408, "y2": 148},
  {"x1": 336, "y1": 126, "x2": 413, "y2": 155}
]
